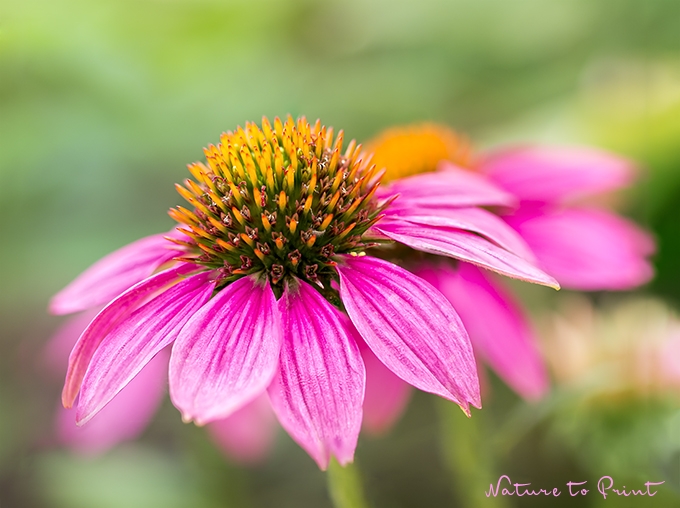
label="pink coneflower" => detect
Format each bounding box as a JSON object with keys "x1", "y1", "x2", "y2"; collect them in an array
[
  {"x1": 482, "y1": 146, "x2": 655, "y2": 290},
  {"x1": 50, "y1": 117, "x2": 556, "y2": 468},
  {"x1": 366, "y1": 124, "x2": 654, "y2": 409}
]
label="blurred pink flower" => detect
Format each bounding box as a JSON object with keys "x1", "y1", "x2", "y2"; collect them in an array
[
  {"x1": 359, "y1": 339, "x2": 412, "y2": 434},
  {"x1": 366, "y1": 126, "x2": 654, "y2": 408},
  {"x1": 482, "y1": 146, "x2": 655, "y2": 290}
]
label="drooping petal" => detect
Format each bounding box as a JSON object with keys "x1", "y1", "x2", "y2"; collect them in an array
[
  {"x1": 49, "y1": 232, "x2": 182, "y2": 315},
  {"x1": 505, "y1": 207, "x2": 655, "y2": 290},
  {"x1": 62, "y1": 263, "x2": 196, "y2": 408},
  {"x1": 58, "y1": 349, "x2": 168, "y2": 454},
  {"x1": 482, "y1": 146, "x2": 634, "y2": 204},
  {"x1": 267, "y1": 279, "x2": 364, "y2": 470},
  {"x1": 359, "y1": 339, "x2": 412, "y2": 434},
  {"x1": 379, "y1": 163, "x2": 517, "y2": 210},
  {"x1": 417, "y1": 263, "x2": 549, "y2": 400},
  {"x1": 375, "y1": 219, "x2": 559, "y2": 288},
  {"x1": 206, "y1": 394, "x2": 278, "y2": 465},
  {"x1": 336, "y1": 255, "x2": 480, "y2": 413},
  {"x1": 384, "y1": 205, "x2": 536, "y2": 262},
  {"x1": 169, "y1": 275, "x2": 282, "y2": 425},
  {"x1": 76, "y1": 271, "x2": 214, "y2": 424}
]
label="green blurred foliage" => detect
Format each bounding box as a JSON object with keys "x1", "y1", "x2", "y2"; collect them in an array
[
  {"x1": 1, "y1": 0, "x2": 679, "y2": 506},
  {"x1": 572, "y1": 57, "x2": 680, "y2": 305},
  {"x1": 36, "y1": 447, "x2": 214, "y2": 508}
]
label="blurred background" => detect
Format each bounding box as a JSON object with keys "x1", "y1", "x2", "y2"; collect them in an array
[{"x1": 1, "y1": 0, "x2": 679, "y2": 506}]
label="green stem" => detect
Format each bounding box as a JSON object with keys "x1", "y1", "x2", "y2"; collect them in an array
[
  {"x1": 437, "y1": 400, "x2": 510, "y2": 508},
  {"x1": 326, "y1": 458, "x2": 371, "y2": 508}
]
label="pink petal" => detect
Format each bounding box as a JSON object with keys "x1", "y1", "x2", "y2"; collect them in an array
[
  {"x1": 206, "y1": 394, "x2": 277, "y2": 465},
  {"x1": 375, "y1": 219, "x2": 559, "y2": 288},
  {"x1": 379, "y1": 163, "x2": 517, "y2": 210},
  {"x1": 44, "y1": 308, "x2": 102, "y2": 377},
  {"x1": 267, "y1": 279, "x2": 364, "y2": 470},
  {"x1": 416, "y1": 263, "x2": 549, "y2": 400},
  {"x1": 505, "y1": 207, "x2": 655, "y2": 290},
  {"x1": 50, "y1": 232, "x2": 182, "y2": 315},
  {"x1": 359, "y1": 339, "x2": 412, "y2": 435},
  {"x1": 58, "y1": 349, "x2": 168, "y2": 454},
  {"x1": 384, "y1": 205, "x2": 536, "y2": 262},
  {"x1": 62, "y1": 263, "x2": 196, "y2": 408},
  {"x1": 76, "y1": 271, "x2": 214, "y2": 424},
  {"x1": 482, "y1": 146, "x2": 635, "y2": 204},
  {"x1": 336, "y1": 255, "x2": 480, "y2": 413},
  {"x1": 169, "y1": 275, "x2": 282, "y2": 425}
]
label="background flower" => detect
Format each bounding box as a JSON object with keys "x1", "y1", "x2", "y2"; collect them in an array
[
  {"x1": 365, "y1": 124, "x2": 654, "y2": 408},
  {"x1": 541, "y1": 297, "x2": 680, "y2": 397},
  {"x1": 482, "y1": 146, "x2": 655, "y2": 290},
  {"x1": 536, "y1": 297, "x2": 680, "y2": 480}
]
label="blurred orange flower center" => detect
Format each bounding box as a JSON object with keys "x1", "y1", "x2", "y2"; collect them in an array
[{"x1": 366, "y1": 124, "x2": 474, "y2": 182}]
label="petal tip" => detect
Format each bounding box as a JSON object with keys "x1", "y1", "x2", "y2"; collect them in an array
[
  {"x1": 338, "y1": 455, "x2": 355, "y2": 466},
  {"x1": 61, "y1": 385, "x2": 77, "y2": 410},
  {"x1": 75, "y1": 410, "x2": 94, "y2": 427},
  {"x1": 48, "y1": 299, "x2": 61, "y2": 315},
  {"x1": 49, "y1": 297, "x2": 73, "y2": 316}
]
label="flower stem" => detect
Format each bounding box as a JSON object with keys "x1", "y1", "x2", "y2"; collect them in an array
[
  {"x1": 326, "y1": 458, "x2": 370, "y2": 508},
  {"x1": 437, "y1": 399, "x2": 510, "y2": 508}
]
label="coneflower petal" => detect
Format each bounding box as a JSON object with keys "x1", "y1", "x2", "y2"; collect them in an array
[
  {"x1": 359, "y1": 339, "x2": 412, "y2": 435},
  {"x1": 417, "y1": 263, "x2": 549, "y2": 401},
  {"x1": 58, "y1": 349, "x2": 169, "y2": 454},
  {"x1": 374, "y1": 219, "x2": 559, "y2": 288},
  {"x1": 44, "y1": 307, "x2": 102, "y2": 377},
  {"x1": 505, "y1": 207, "x2": 655, "y2": 290},
  {"x1": 76, "y1": 271, "x2": 214, "y2": 425},
  {"x1": 206, "y1": 394, "x2": 278, "y2": 465},
  {"x1": 62, "y1": 264, "x2": 196, "y2": 408},
  {"x1": 268, "y1": 279, "x2": 365, "y2": 470},
  {"x1": 379, "y1": 163, "x2": 517, "y2": 210},
  {"x1": 336, "y1": 255, "x2": 480, "y2": 414},
  {"x1": 482, "y1": 146, "x2": 634, "y2": 204},
  {"x1": 49, "y1": 232, "x2": 182, "y2": 315},
  {"x1": 76, "y1": 272, "x2": 214, "y2": 425},
  {"x1": 384, "y1": 205, "x2": 536, "y2": 262},
  {"x1": 169, "y1": 275, "x2": 282, "y2": 425}
]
